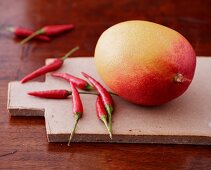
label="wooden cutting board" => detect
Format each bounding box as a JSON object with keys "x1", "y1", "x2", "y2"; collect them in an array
[{"x1": 7, "y1": 57, "x2": 211, "y2": 145}]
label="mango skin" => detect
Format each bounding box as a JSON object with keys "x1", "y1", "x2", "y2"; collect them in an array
[{"x1": 94, "y1": 21, "x2": 196, "y2": 106}]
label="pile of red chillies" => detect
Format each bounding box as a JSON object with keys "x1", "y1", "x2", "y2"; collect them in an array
[
  {"x1": 27, "y1": 71, "x2": 114, "y2": 143},
  {"x1": 19, "y1": 36, "x2": 115, "y2": 145}
]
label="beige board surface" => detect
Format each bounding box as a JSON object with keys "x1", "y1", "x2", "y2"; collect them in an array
[{"x1": 7, "y1": 57, "x2": 211, "y2": 144}]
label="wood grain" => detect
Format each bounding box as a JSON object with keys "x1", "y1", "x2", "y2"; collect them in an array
[{"x1": 0, "y1": 0, "x2": 211, "y2": 169}]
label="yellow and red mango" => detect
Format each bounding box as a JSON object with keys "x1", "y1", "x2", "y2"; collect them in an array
[{"x1": 94, "y1": 20, "x2": 196, "y2": 106}]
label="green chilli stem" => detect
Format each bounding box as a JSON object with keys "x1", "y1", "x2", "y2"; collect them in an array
[
  {"x1": 68, "y1": 114, "x2": 80, "y2": 146},
  {"x1": 79, "y1": 91, "x2": 99, "y2": 95},
  {"x1": 101, "y1": 116, "x2": 112, "y2": 139},
  {"x1": 78, "y1": 91, "x2": 117, "y2": 96},
  {"x1": 108, "y1": 113, "x2": 112, "y2": 133},
  {"x1": 87, "y1": 89, "x2": 117, "y2": 96},
  {"x1": 61, "y1": 46, "x2": 79, "y2": 61},
  {"x1": 104, "y1": 91, "x2": 116, "y2": 96},
  {"x1": 20, "y1": 29, "x2": 44, "y2": 45},
  {"x1": 105, "y1": 105, "x2": 113, "y2": 133},
  {"x1": 67, "y1": 91, "x2": 72, "y2": 96},
  {"x1": 85, "y1": 83, "x2": 94, "y2": 90}
]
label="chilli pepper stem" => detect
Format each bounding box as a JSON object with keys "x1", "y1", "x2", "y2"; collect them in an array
[
  {"x1": 107, "y1": 113, "x2": 112, "y2": 132},
  {"x1": 101, "y1": 116, "x2": 112, "y2": 139},
  {"x1": 105, "y1": 105, "x2": 113, "y2": 132},
  {"x1": 20, "y1": 29, "x2": 44, "y2": 44},
  {"x1": 68, "y1": 113, "x2": 80, "y2": 146},
  {"x1": 99, "y1": 90, "x2": 116, "y2": 96},
  {"x1": 61, "y1": 46, "x2": 79, "y2": 60},
  {"x1": 79, "y1": 91, "x2": 98, "y2": 95},
  {"x1": 79, "y1": 91, "x2": 117, "y2": 96}
]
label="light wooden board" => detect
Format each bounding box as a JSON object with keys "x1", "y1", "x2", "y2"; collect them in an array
[{"x1": 7, "y1": 57, "x2": 211, "y2": 144}]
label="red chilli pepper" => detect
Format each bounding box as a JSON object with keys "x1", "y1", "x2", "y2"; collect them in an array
[
  {"x1": 7, "y1": 27, "x2": 50, "y2": 41},
  {"x1": 96, "y1": 95, "x2": 112, "y2": 139},
  {"x1": 28, "y1": 89, "x2": 104, "y2": 99},
  {"x1": 52, "y1": 73, "x2": 93, "y2": 90},
  {"x1": 82, "y1": 72, "x2": 114, "y2": 132},
  {"x1": 28, "y1": 90, "x2": 71, "y2": 99},
  {"x1": 20, "y1": 24, "x2": 74, "y2": 44},
  {"x1": 21, "y1": 46, "x2": 79, "y2": 83},
  {"x1": 68, "y1": 82, "x2": 83, "y2": 146}
]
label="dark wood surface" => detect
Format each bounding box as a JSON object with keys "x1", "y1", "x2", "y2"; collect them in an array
[{"x1": 1, "y1": 0, "x2": 211, "y2": 169}]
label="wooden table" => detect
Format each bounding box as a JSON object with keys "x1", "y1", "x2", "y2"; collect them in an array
[{"x1": 0, "y1": 0, "x2": 211, "y2": 169}]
